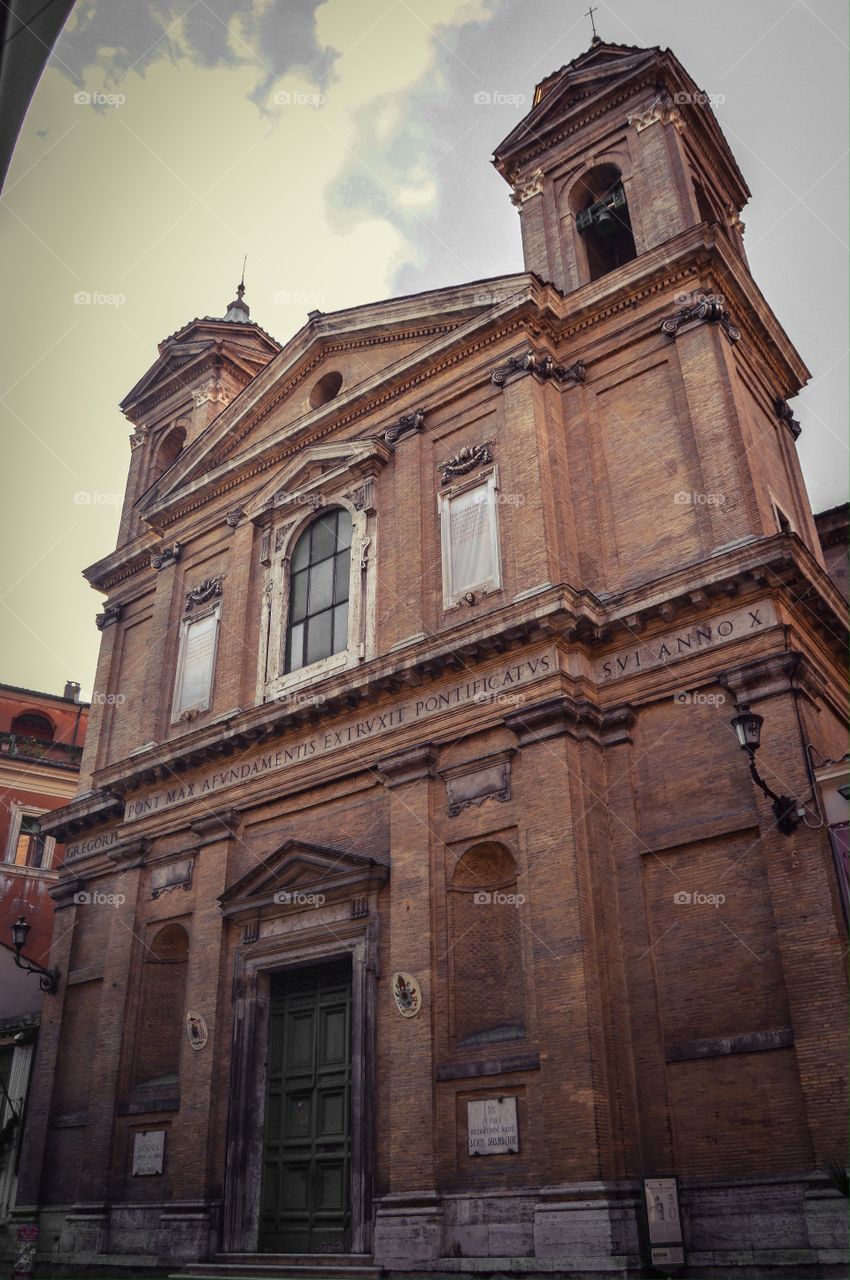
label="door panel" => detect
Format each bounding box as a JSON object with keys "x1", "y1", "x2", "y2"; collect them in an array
[{"x1": 260, "y1": 960, "x2": 352, "y2": 1253}]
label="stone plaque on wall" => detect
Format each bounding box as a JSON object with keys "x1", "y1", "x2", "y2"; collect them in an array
[
  {"x1": 132, "y1": 1129, "x2": 165, "y2": 1176},
  {"x1": 173, "y1": 608, "x2": 219, "y2": 719},
  {"x1": 644, "y1": 1176, "x2": 683, "y2": 1265},
  {"x1": 467, "y1": 1097, "x2": 519, "y2": 1155}
]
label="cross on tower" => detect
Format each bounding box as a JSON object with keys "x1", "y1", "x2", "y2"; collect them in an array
[{"x1": 585, "y1": 5, "x2": 600, "y2": 41}]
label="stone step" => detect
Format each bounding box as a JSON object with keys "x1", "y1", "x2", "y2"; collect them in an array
[{"x1": 171, "y1": 1258, "x2": 381, "y2": 1280}]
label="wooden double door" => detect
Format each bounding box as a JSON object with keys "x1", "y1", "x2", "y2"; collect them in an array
[{"x1": 259, "y1": 960, "x2": 352, "y2": 1253}]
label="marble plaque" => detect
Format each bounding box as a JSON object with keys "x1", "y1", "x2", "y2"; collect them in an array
[
  {"x1": 132, "y1": 1129, "x2": 165, "y2": 1176},
  {"x1": 174, "y1": 610, "x2": 219, "y2": 717},
  {"x1": 468, "y1": 1096, "x2": 519, "y2": 1155},
  {"x1": 644, "y1": 1177, "x2": 683, "y2": 1245}
]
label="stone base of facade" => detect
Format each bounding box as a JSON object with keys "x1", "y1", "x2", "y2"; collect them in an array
[
  {"x1": 3, "y1": 1176, "x2": 845, "y2": 1278},
  {"x1": 4, "y1": 1200, "x2": 218, "y2": 1275}
]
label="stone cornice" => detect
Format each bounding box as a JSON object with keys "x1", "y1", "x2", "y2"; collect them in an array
[{"x1": 41, "y1": 535, "x2": 845, "y2": 844}]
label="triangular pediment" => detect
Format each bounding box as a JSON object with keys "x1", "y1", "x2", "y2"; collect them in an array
[
  {"x1": 219, "y1": 839, "x2": 388, "y2": 914},
  {"x1": 495, "y1": 44, "x2": 658, "y2": 169},
  {"x1": 121, "y1": 318, "x2": 281, "y2": 422},
  {"x1": 136, "y1": 275, "x2": 529, "y2": 521},
  {"x1": 243, "y1": 438, "x2": 392, "y2": 523}
]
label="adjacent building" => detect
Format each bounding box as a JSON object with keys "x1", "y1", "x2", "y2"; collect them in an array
[
  {"x1": 14, "y1": 38, "x2": 849, "y2": 1280},
  {"x1": 0, "y1": 681, "x2": 87, "y2": 1235}
]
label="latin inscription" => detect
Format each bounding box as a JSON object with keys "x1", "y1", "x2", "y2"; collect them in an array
[
  {"x1": 597, "y1": 601, "x2": 775, "y2": 682},
  {"x1": 65, "y1": 829, "x2": 120, "y2": 861},
  {"x1": 125, "y1": 652, "x2": 556, "y2": 822},
  {"x1": 468, "y1": 1097, "x2": 519, "y2": 1155},
  {"x1": 132, "y1": 1130, "x2": 165, "y2": 1176}
]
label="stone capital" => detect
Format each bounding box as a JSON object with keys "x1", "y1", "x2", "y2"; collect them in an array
[
  {"x1": 190, "y1": 808, "x2": 242, "y2": 840},
  {"x1": 377, "y1": 744, "x2": 437, "y2": 787}
]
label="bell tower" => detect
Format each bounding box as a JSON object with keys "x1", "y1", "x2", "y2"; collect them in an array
[
  {"x1": 494, "y1": 41, "x2": 749, "y2": 293},
  {"x1": 492, "y1": 38, "x2": 823, "y2": 584}
]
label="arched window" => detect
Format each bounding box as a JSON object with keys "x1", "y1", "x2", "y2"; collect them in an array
[
  {"x1": 573, "y1": 163, "x2": 636, "y2": 281},
  {"x1": 448, "y1": 843, "x2": 525, "y2": 1046},
  {"x1": 285, "y1": 508, "x2": 352, "y2": 673},
  {"x1": 149, "y1": 423, "x2": 186, "y2": 485},
  {"x1": 10, "y1": 712, "x2": 54, "y2": 742},
  {"x1": 133, "y1": 923, "x2": 189, "y2": 1089},
  {"x1": 693, "y1": 179, "x2": 716, "y2": 226}
]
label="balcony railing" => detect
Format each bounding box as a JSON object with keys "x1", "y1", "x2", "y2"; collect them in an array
[{"x1": 0, "y1": 732, "x2": 83, "y2": 770}]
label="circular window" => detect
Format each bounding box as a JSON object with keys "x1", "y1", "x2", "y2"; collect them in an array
[{"x1": 309, "y1": 370, "x2": 343, "y2": 408}]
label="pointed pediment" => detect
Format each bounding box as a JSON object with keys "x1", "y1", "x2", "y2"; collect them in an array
[
  {"x1": 135, "y1": 275, "x2": 529, "y2": 519},
  {"x1": 495, "y1": 44, "x2": 658, "y2": 169},
  {"x1": 219, "y1": 840, "x2": 388, "y2": 916},
  {"x1": 244, "y1": 438, "x2": 393, "y2": 524},
  {"x1": 120, "y1": 317, "x2": 281, "y2": 422}
]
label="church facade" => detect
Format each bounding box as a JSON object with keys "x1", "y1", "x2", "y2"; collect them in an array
[{"x1": 19, "y1": 39, "x2": 848, "y2": 1279}]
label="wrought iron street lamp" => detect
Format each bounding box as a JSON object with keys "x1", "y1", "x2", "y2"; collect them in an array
[
  {"x1": 10, "y1": 917, "x2": 60, "y2": 994},
  {"x1": 730, "y1": 704, "x2": 801, "y2": 836}
]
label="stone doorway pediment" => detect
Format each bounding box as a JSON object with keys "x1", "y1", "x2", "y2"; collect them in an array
[{"x1": 219, "y1": 840, "x2": 389, "y2": 918}]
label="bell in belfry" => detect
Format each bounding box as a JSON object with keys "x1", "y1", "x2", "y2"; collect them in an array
[{"x1": 595, "y1": 200, "x2": 619, "y2": 237}]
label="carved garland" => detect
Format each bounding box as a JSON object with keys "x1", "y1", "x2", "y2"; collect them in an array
[
  {"x1": 185, "y1": 575, "x2": 225, "y2": 612},
  {"x1": 438, "y1": 443, "x2": 493, "y2": 485}
]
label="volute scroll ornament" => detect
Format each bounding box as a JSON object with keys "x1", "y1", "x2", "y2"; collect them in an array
[
  {"x1": 491, "y1": 348, "x2": 586, "y2": 388},
  {"x1": 151, "y1": 542, "x2": 182, "y2": 570},
  {"x1": 384, "y1": 408, "x2": 426, "y2": 446},
  {"x1": 661, "y1": 294, "x2": 741, "y2": 344}
]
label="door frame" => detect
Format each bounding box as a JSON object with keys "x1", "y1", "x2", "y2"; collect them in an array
[{"x1": 222, "y1": 918, "x2": 378, "y2": 1255}]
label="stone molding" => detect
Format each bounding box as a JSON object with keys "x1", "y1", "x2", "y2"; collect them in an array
[{"x1": 377, "y1": 743, "x2": 438, "y2": 787}]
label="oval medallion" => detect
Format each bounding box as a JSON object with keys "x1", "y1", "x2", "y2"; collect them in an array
[
  {"x1": 391, "y1": 971, "x2": 422, "y2": 1018},
  {"x1": 186, "y1": 1011, "x2": 209, "y2": 1050}
]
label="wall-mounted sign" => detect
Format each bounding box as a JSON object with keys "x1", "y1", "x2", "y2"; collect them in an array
[
  {"x1": 132, "y1": 1129, "x2": 165, "y2": 1176},
  {"x1": 468, "y1": 1097, "x2": 519, "y2": 1155},
  {"x1": 644, "y1": 1176, "x2": 684, "y2": 1266},
  {"x1": 186, "y1": 1012, "x2": 208, "y2": 1051},
  {"x1": 391, "y1": 972, "x2": 422, "y2": 1018}
]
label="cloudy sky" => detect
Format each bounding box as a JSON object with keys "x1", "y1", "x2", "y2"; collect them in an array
[{"x1": 0, "y1": 0, "x2": 847, "y2": 698}]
